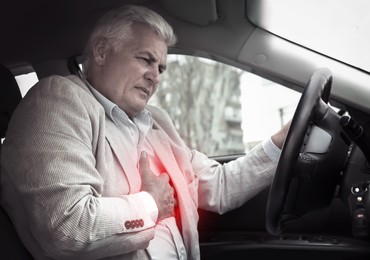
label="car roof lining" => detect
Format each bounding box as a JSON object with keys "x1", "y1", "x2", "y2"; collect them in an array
[
  {"x1": 2, "y1": 0, "x2": 370, "y2": 115},
  {"x1": 0, "y1": 0, "x2": 249, "y2": 65},
  {"x1": 158, "y1": 0, "x2": 218, "y2": 26}
]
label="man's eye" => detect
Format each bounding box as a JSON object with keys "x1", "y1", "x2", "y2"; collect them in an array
[{"x1": 140, "y1": 57, "x2": 150, "y2": 64}]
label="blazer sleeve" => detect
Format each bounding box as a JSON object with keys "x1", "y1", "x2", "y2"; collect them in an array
[
  {"x1": 1, "y1": 76, "x2": 155, "y2": 259},
  {"x1": 191, "y1": 142, "x2": 277, "y2": 214}
]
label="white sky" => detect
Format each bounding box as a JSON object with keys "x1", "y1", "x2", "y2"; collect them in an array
[
  {"x1": 259, "y1": 0, "x2": 370, "y2": 72},
  {"x1": 240, "y1": 72, "x2": 300, "y2": 143}
]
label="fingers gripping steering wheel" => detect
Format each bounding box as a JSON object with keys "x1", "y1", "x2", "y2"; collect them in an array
[{"x1": 266, "y1": 68, "x2": 335, "y2": 235}]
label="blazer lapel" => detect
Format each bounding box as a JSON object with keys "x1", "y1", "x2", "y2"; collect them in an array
[
  {"x1": 105, "y1": 119, "x2": 141, "y2": 193},
  {"x1": 146, "y1": 126, "x2": 199, "y2": 257},
  {"x1": 146, "y1": 127, "x2": 190, "y2": 201},
  {"x1": 69, "y1": 75, "x2": 142, "y2": 193}
]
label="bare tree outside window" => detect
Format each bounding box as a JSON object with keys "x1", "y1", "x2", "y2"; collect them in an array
[
  {"x1": 150, "y1": 55, "x2": 244, "y2": 156},
  {"x1": 150, "y1": 55, "x2": 300, "y2": 157}
]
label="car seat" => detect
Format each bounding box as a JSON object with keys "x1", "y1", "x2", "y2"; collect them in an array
[{"x1": 0, "y1": 64, "x2": 33, "y2": 259}]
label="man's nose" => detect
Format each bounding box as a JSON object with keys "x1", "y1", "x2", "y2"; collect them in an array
[{"x1": 145, "y1": 67, "x2": 160, "y2": 86}]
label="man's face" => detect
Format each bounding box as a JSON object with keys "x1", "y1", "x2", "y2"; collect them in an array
[{"x1": 92, "y1": 23, "x2": 168, "y2": 118}]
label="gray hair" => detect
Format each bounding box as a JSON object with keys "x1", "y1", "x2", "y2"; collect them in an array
[{"x1": 82, "y1": 5, "x2": 177, "y2": 76}]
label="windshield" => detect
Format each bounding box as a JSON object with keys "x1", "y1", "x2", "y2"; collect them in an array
[{"x1": 248, "y1": 0, "x2": 370, "y2": 73}]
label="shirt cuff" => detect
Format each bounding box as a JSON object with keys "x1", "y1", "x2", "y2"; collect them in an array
[
  {"x1": 262, "y1": 137, "x2": 282, "y2": 164},
  {"x1": 138, "y1": 191, "x2": 159, "y2": 223}
]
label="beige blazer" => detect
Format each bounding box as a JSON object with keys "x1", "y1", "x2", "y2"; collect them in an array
[{"x1": 1, "y1": 75, "x2": 276, "y2": 260}]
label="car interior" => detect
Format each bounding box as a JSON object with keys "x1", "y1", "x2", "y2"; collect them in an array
[{"x1": 1, "y1": 0, "x2": 370, "y2": 259}]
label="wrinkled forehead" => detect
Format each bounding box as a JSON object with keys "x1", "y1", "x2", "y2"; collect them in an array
[{"x1": 126, "y1": 23, "x2": 168, "y2": 55}]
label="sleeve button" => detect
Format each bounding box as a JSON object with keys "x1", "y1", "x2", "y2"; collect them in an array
[{"x1": 124, "y1": 221, "x2": 131, "y2": 229}]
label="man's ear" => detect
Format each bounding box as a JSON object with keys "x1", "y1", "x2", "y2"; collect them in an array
[{"x1": 92, "y1": 37, "x2": 109, "y2": 66}]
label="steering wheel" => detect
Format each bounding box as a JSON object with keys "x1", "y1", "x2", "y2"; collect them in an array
[{"x1": 266, "y1": 68, "x2": 336, "y2": 235}]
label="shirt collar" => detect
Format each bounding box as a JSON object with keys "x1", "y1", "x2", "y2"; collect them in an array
[{"x1": 83, "y1": 78, "x2": 153, "y2": 127}]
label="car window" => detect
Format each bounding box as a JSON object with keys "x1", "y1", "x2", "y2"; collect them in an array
[
  {"x1": 1, "y1": 69, "x2": 38, "y2": 144},
  {"x1": 149, "y1": 54, "x2": 301, "y2": 157},
  {"x1": 15, "y1": 71, "x2": 38, "y2": 97}
]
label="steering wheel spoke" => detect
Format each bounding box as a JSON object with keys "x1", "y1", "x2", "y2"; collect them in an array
[{"x1": 266, "y1": 68, "x2": 351, "y2": 235}]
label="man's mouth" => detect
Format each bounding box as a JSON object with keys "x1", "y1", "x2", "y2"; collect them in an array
[{"x1": 136, "y1": 86, "x2": 150, "y2": 97}]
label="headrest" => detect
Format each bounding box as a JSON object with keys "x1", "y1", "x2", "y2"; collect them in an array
[{"x1": 0, "y1": 64, "x2": 22, "y2": 138}]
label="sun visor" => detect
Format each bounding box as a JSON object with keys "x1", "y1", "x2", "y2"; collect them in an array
[{"x1": 158, "y1": 0, "x2": 218, "y2": 26}]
